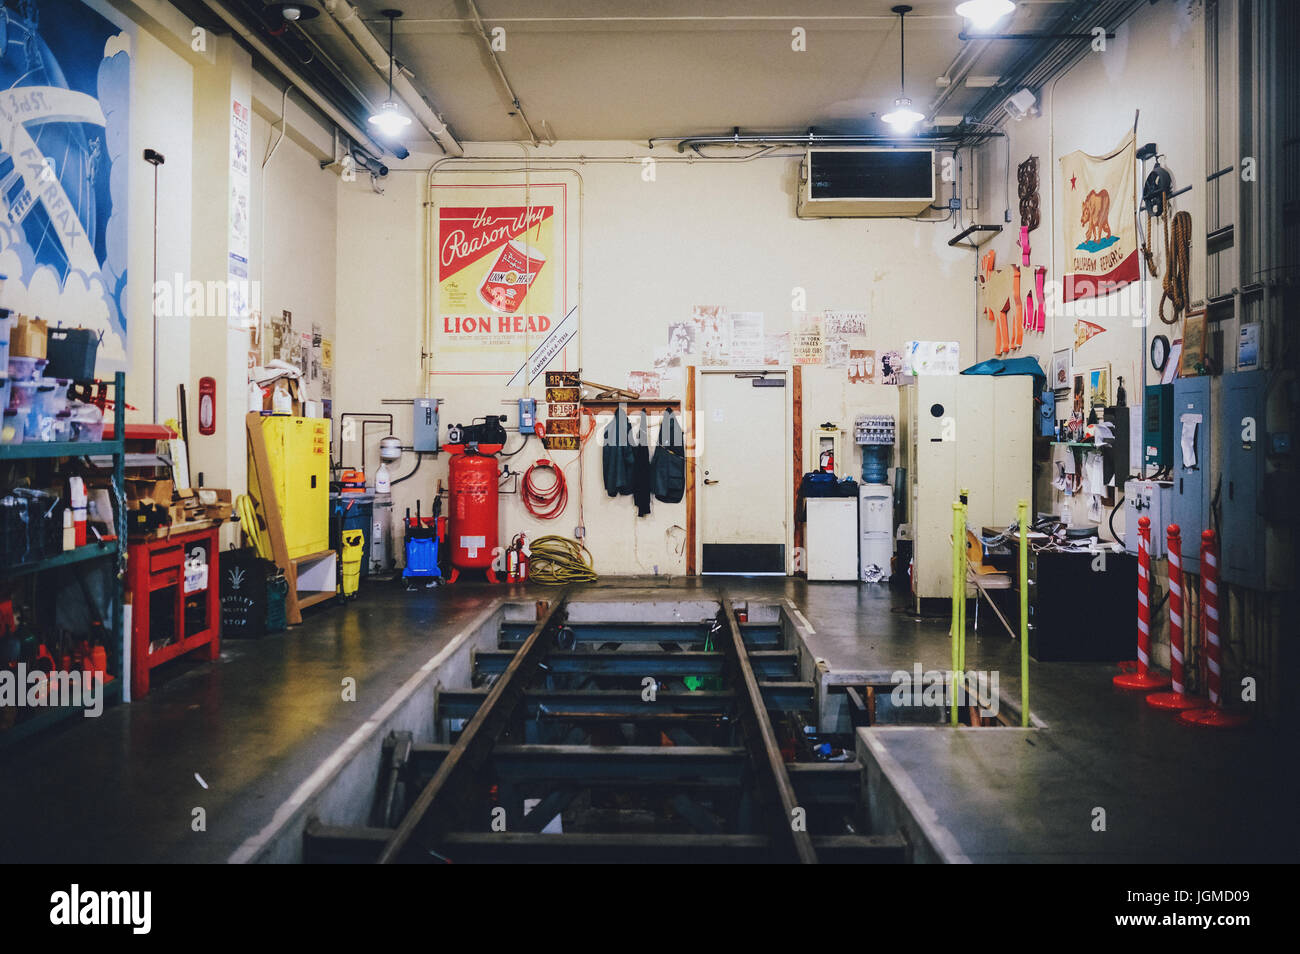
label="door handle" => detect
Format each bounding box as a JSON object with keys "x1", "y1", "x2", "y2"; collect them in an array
[{"x1": 703, "y1": 478, "x2": 719, "y2": 485}]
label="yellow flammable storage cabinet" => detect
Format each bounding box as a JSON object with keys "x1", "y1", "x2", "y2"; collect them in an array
[{"x1": 249, "y1": 416, "x2": 330, "y2": 558}]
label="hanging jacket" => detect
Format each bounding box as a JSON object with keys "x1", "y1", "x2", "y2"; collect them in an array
[
  {"x1": 631, "y1": 410, "x2": 653, "y2": 516},
  {"x1": 602, "y1": 405, "x2": 635, "y2": 497},
  {"x1": 651, "y1": 408, "x2": 686, "y2": 503}
]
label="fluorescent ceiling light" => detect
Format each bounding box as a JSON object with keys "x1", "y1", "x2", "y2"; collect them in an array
[
  {"x1": 955, "y1": 0, "x2": 1016, "y2": 31},
  {"x1": 368, "y1": 101, "x2": 412, "y2": 139}
]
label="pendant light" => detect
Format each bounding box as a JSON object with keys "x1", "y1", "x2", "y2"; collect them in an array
[
  {"x1": 881, "y1": 5, "x2": 924, "y2": 134},
  {"x1": 955, "y1": 0, "x2": 1016, "y2": 31},
  {"x1": 368, "y1": 9, "x2": 413, "y2": 140}
]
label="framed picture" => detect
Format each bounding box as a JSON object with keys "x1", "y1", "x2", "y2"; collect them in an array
[
  {"x1": 1071, "y1": 370, "x2": 1087, "y2": 416},
  {"x1": 1180, "y1": 311, "x2": 1207, "y2": 376},
  {"x1": 1051, "y1": 348, "x2": 1072, "y2": 391},
  {"x1": 1089, "y1": 364, "x2": 1111, "y2": 411}
]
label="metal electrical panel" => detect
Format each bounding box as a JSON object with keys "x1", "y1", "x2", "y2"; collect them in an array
[
  {"x1": 1171, "y1": 377, "x2": 1211, "y2": 574},
  {"x1": 517, "y1": 398, "x2": 537, "y2": 433},
  {"x1": 1143, "y1": 383, "x2": 1173, "y2": 470},
  {"x1": 1220, "y1": 371, "x2": 1263, "y2": 586},
  {"x1": 1124, "y1": 479, "x2": 1172, "y2": 560},
  {"x1": 413, "y1": 398, "x2": 440, "y2": 452}
]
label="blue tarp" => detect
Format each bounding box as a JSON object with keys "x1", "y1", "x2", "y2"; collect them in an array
[{"x1": 960, "y1": 356, "x2": 1047, "y2": 391}]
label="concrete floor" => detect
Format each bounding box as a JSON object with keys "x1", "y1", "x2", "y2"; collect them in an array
[{"x1": 0, "y1": 576, "x2": 1292, "y2": 863}]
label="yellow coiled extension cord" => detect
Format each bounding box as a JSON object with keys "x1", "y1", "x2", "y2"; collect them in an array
[{"x1": 527, "y1": 535, "x2": 597, "y2": 585}]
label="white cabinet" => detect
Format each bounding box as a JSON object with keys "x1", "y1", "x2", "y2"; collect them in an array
[
  {"x1": 806, "y1": 498, "x2": 859, "y2": 581},
  {"x1": 900, "y1": 375, "x2": 1032, "y2": 604},
  {"x1": 859, "y1": 483, "x2": 892, "y2": 580}
]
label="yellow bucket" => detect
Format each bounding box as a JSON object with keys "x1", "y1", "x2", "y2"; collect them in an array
[{"x1": 341, "y1": 529, "x2": 364, "y2": 597}]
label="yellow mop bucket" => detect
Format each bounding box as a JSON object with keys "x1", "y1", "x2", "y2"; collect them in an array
[{"x1": 341, "y1": 529, "x2": 364, "y2": 598}]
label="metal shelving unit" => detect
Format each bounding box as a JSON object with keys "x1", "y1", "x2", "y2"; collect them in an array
[{"x1": 0, "y1": 372, "x2": 127, "y2": 748}]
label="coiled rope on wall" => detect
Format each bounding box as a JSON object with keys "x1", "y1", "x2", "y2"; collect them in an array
[{"x1": 1160, "y1": 210, "x2": 1192, "y2": 324}]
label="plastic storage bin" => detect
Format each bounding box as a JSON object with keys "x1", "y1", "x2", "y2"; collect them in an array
[
  {"x1": 11, "y1": 488, "x2": 63, "y2": 563},
  {"x1": 9, "y1": 379, "x2": 38, "y2": 411},
  {"x1": 68, "y1": 403, "x2": 104, "y2": 442},
  {"x1": 7, "y1": 356, "x2": 46, "y2": 381},
  {"x1": 1, "y1": 408, "x2": 23, "y2": 445}
]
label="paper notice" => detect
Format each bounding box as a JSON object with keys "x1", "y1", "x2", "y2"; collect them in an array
[
  {"x1": 728, "y1": 312, "x2": 765, "y2": 365},
  {"x1": 792, "y1": 315, "x2": 823, "y2": 365}
]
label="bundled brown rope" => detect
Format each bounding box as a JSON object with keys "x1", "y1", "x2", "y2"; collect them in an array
[{"x1": 1159, "y1": 210, "x2": 1192, "y2": 324}]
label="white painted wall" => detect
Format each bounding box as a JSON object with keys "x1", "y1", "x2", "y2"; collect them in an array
[
  {"x1": 333, "y1": 146, "x2": 975, "y2": 575},
  {"x1": 126, "y1": 26, "x2": 194, "y2": 425},
  {"x1": 108, "y1": 0, "x2": 340, "y2": 519},
  {"x1": 973, "y1": 0, "x2": 1207, "y2": 542}
]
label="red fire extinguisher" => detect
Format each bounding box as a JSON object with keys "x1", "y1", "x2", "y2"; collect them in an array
[{"x1": 505, "y1": 533, "x2": 530, "y2": 583}]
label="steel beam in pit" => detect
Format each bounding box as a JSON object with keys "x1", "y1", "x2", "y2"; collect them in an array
[
  {"x1": 404, "y1": 744, "x2": 861, "y2": 803},
  {"x1": 435, "y1": 684, "x2": 815, "y2": 720},
  {"x1": 307, "y1": 822, "x2": 905, "y2": 864},
  {"x1": 716, "y1": 598, "x2": 818, "y2": 864},
  {"x1": 376, "y1": 593, "x2": 570, "y2": 863},
  {"x1": 473, "y1": 649, "x2": 799, "y2": 679},
  {"x1": 498, "y1": 620, "x2": 784, "y2": 649}
]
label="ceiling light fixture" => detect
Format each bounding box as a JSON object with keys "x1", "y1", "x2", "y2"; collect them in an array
[
  {"x1": 266, "y1": 3, "x2": 319, "y2": 24},
  {"x1": 368, "y1": 9, "x2": 412, "y2": 141},
  {"x1": 955, "y1": 0, "x2": 1016, "y2": 31},
  {"x1": 882, "y1": 5, "x2": 924, "y2": 134}
]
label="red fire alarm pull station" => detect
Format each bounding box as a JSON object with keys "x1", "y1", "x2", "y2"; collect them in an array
[{"x1": 198, "y1": 377, "x2": 217, "y2": 435}]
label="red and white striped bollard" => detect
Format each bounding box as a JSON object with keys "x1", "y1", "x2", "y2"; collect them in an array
[
  {"x1": 1147, "y1": 524, "x2": 1200, "y2": 710},
  {"x1": 1180, "y1": 529, "x2": 1249, "y2": 727},
  {"x1": 1114, "y1": 516, "x2": 1170, "y2": 691}
]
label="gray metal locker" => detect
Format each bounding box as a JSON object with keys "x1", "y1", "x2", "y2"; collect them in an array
[
  {"x1": 1170, "y1": 377, "x2": 1211, "y2": 574},
  {"x1": 1219, "y1": 371, "x2": 1263, "y2": 585}
]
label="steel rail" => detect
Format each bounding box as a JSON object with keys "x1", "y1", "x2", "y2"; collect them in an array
[
  {"x1": 376, "y1": 592, "x2": 570, "y2": 863},
  {"x1": 716, "y1": 597, "x2": 818, "y2": 864}
]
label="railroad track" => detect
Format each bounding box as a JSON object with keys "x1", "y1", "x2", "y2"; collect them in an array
[{"x1": 303, "y1": 592, "x2": 905, "y2": 864}]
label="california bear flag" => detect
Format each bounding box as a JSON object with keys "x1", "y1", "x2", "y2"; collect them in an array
[{"x1": 1059, "y1": 130, "x2": 1139, "y2": 301}]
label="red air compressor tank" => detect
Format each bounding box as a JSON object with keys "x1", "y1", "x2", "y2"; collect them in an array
[{"x1": 447, "y1": 452, "x2": 499, "y2": 574}]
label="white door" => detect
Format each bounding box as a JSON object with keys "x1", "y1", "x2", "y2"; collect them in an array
[{"x1": 698, "y1": 371, "x2": 787, "y2": 573}]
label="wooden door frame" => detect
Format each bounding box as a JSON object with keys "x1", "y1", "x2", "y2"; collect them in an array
[{"x1": 692, "y1": 367, "x2": 794, "y2": 576}]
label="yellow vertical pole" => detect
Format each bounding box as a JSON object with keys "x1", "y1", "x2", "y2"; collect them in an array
[
  {"x1": 1018, "y1": 498, "x2": 1030, "y2": 728},
  {"x1": 958, "y1": 488, "x2": 969, "y2": 678},
  {"x1": 950, "y1": 501, "x2": 961, "y2": 727}
]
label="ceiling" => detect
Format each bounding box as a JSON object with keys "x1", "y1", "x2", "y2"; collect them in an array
[{"x1": 224, "y1": 0, "x2": 1128, "y2": 149}]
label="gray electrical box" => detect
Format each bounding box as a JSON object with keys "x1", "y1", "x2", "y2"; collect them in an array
[
  {"x1": 1171, "y1": 376, "x2": 1211, "y2": 574},
  {"x1": 1220, "y1": 371, "x2": 1263, "y2": 586},
  {"x1": 413, "y1": 398, "x2": 440, "y2": 452},
  {"x1": 1124, "y1": 479, "x2": 1173, "y2": 559}
]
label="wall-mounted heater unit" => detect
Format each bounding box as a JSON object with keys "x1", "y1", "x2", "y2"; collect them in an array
[{"x1": 797, "y1": 147, "x2": 936, "y2": 218}]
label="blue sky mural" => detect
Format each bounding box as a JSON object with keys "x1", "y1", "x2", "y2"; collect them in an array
[{"x1": 0, "y1": 0, "x2": 131, "y2": 371}]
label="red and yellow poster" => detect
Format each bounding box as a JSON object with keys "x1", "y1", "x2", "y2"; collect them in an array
[
  {"x1": 1059, "y1": 130, "x2": 1139, "y2": 301},
  {"x1": 434, "y1": 185, "x2": 568, "y2": 374}
]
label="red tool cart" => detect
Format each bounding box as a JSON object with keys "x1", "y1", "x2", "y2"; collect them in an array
[{"x1": 127, "y1": 525, "x2": 220, "y2": 697}]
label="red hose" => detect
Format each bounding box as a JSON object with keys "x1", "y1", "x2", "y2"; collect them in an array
[{"x1": 522, "y1": 459, "x2": 567, "y2": 519}]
